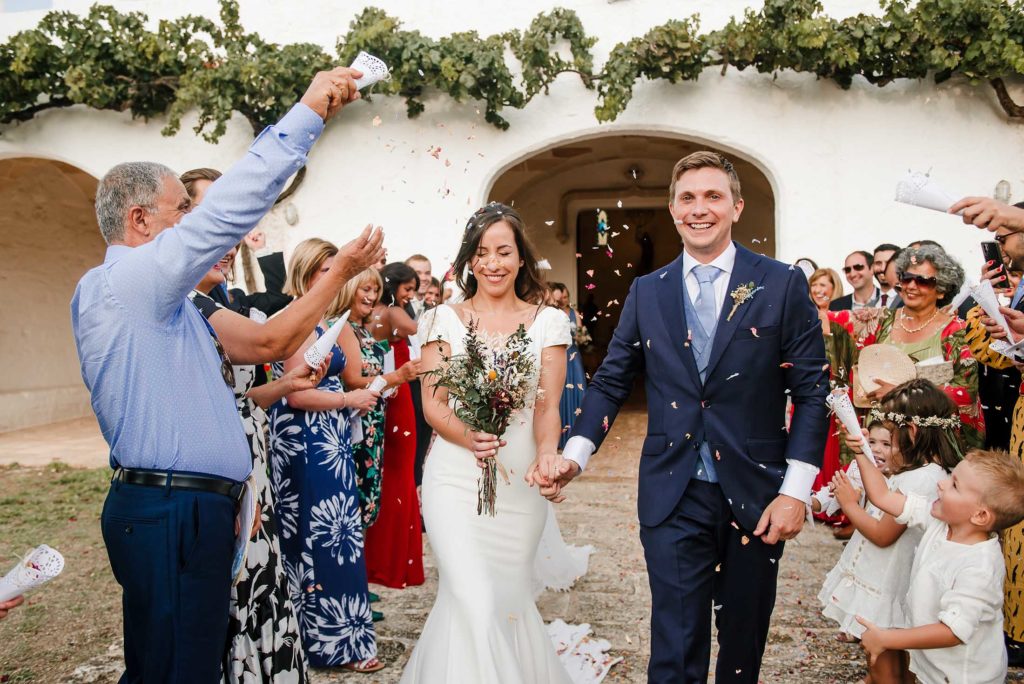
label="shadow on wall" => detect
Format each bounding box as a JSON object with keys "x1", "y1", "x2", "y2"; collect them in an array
[{"x1": 0, "y1": 157, "x2": 103, "y2": 432}]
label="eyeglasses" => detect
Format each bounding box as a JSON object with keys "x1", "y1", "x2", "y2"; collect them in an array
[
  {"x1": 843, "y1": 264, "x2": 867, "y2": 274},
  {"x1": 897, "y1": 273, "x2": 938, "y2": 290}
]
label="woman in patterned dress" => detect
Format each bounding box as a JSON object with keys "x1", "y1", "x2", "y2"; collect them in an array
[
  {"x1": 268, "y1": 238, "x2": 385, "y2": 673},
  {"x1": 861, "y1": 246, "x2": 984, "y2": 449},
  {"x1": 807, "y1": 268, "x2": 858, "y2": 527},
  {"x1": 963, "y1": 302, "x2": 1024, "y2": 663},
  {"x1": 181, "y1": 169, "x2": 378, "y2": 682},
  {"x1": 331, "y1": 268, "x2": 421, "y2": 528}
]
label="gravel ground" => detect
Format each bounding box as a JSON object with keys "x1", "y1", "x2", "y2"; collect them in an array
[{"x1": 48, "y1": 410, "x2": 1024, "y2": 683}]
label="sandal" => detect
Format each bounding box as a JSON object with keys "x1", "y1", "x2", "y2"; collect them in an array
[{"x1": 342, "y1": 658, "x2": 385, "y2": 673}]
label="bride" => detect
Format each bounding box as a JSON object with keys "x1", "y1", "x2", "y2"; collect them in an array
[{"x1": 403, "y1": 202, "x2": 576, "y2": 683}]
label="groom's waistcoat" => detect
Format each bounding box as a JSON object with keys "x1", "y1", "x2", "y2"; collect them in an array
[{"x1": 571, "y1": 244, "x2": 829, "y2": 531}]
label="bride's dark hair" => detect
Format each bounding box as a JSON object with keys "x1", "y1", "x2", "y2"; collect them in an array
[{"x1": 452, "y1": 202, "x2": 547, "y2": 305}]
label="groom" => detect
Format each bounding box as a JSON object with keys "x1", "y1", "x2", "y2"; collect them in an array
[{"x1": 561, "y1": 151, "x2": 828, "y2": 683}]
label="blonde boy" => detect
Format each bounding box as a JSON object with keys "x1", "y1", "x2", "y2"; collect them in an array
[{"x1": 849, "y1": 434, "x2": 1024, "y2": 684}]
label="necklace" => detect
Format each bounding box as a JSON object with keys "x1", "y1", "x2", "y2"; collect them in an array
[{"x1": 897, "y1": 307, "x2": 942, "y2": 334}]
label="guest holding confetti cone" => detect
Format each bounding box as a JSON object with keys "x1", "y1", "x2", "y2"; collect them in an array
[
  {"x1": 268, "y1": 239, "x2": 384, "y2": 673},
  {"x1": 71, "y1": 67, "x2": 365, "y2": 682},
  {"x1": 181, "y1": 169, "x2": 384, "y2": 683}
]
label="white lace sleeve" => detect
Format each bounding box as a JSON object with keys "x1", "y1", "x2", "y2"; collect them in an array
[
  {"x1": 542, "y1": 307, "x2": 572, "y2": 348},
  {"x1": 417, "y1": 305, "x2": 449, "y2": 346}
]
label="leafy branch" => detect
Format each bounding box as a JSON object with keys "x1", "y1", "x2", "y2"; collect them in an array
[{"x1": 3, "y1": 0, "x2": 1024, "y2": 143}]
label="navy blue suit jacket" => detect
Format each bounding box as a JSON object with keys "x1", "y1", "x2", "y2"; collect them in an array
[{"x1": 570, "y1": 243, "x2": 829, "y2": 531}]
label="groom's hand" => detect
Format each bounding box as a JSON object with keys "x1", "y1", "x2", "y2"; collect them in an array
[{"x1": 753, "y1": 493, "x2": 805, "y2": 545}]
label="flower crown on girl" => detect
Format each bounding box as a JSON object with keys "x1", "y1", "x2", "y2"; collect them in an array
[
  {"x1": 869, "y1": 406, "x2": 964, "y2": 460},
  {"x1": 868, "y1": 409, "x2": 961, "y2": 431}
]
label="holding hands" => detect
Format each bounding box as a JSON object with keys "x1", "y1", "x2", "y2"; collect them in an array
[{"x1": 526, "y1": 453, "x2": 580, "y2": 503}]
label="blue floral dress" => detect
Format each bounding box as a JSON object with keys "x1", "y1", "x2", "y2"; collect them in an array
[{"x1": 267, "y1": 330, "x2": 376, "y2": 666}]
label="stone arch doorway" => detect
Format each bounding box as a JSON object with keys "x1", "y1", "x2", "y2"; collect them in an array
[
  {"x1": 0, "y1": 157, "x2": 104, "y2": 432},
  {"x1": 487, "y1": 134, "x2": 777, "y2": 389}
]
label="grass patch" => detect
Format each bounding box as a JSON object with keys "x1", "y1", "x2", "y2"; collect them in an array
[{"x1": 0, "y1": 465, "x2": 119, "y2": 682}]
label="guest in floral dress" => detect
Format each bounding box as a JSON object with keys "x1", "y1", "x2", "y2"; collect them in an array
[
  {"x1": 860, "y1": 246, "x2": 984, "y2": 449},
  {"x1": 331, "y1": 268, "x2": 421, "y2": 528},
  {"x1": 181, "y1": 169, "x2": 376, "y2": 683},
  {"x1": 268, "y1": 239, "x2": 385, "y2": 673}
]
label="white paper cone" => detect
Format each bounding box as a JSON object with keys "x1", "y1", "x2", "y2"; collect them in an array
[
  {"x1": 368, "y1": 375, "x2": 387, "y2": 393},
  {"x1": 947, "y1": 280, "x2": 974, "y2": 312},
  {"x1": 303, "y1": 311, "x2": 351, "y2": 368},
  {"x1": 349, "y1": 411, "x2": 364, "y2": 444},
  {"x1": 972, "y1": 280, "x2": 1010, "y2": 336},
  {"x1": 350, "y1": 51, "x2": 390, "y2": 90},
  {"x1": 894, "y1": 171, "x2": 960, "y2": 214},
  {"x1": 381, "y1": 348, "x2": 397, "y2": 399},
  {"x1": 408, "y1": 333, "x2": 422, "y2": 361},
  {"x1": 0, "y1": 545, "x2": 64, "y2": 602},
  {"x1": 827, "y1": 388, "x2": 874, "y2": 463}
]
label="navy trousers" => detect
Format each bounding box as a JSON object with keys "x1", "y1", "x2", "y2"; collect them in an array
[
  {"x1": 640, "y1": 479, "x2": 784, "y2": 684},
  {"x1": 101, "y1": 479, "x2": 235, "y2": 684}
]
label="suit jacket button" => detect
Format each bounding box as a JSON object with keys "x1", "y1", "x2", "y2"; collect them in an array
[{"x1": 701, "y1": 400, "x2": 710, "y2": 408}]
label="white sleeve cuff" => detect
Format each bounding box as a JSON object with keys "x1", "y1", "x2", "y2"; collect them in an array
[
  {"x1": 779, "y1": 459, "x2": 820, "y2": 503},
  {"x1": 562, "y1": 436, "x2": 596, "y2": 472}
]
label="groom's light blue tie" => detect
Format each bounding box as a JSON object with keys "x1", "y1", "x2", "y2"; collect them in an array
[{"x1": 691, "y1": 265, "x2": 721, "y2": 482}]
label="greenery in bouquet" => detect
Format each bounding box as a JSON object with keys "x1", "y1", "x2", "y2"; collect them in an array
[{"x1": 425, "y1": 319, "x2": 537, "y2": 516}]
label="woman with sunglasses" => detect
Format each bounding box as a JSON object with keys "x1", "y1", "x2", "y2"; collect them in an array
[{"x1": 864, "y1": 245, "x2": 984, "y2": 449}]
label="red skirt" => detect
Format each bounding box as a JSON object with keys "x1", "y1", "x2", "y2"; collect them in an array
[
  {"x1": 812, "y1": 414, "x2": 844, "y2": 525},
  {"x1": 365, "y1": 339, "x2": 425, "y2": 588}
]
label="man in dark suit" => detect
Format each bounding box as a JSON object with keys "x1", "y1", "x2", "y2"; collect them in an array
[
  {"x1": 872, "y1": 242, "x2": 901, "y2": 309},
  {"x1": 209, "y1": 229, "x2": 293, "y2": 318},
  {"x1": 829, "y1": 249, "x2": 878, "y2": 311},
  {"x1": 558, "y1": 151, "x2": 828, "y2": 683}
]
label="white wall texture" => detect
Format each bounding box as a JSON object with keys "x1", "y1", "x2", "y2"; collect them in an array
[
  {"x1": 2, "y1": 0, "x2": 1021, "y2": 275},
  {"x1": 1, "y1": 0, "x2": 1023, "y2": 428}
]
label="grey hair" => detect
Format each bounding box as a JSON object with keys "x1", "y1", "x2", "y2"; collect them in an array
[
  {"x1": 95, "y1": 161, "x2": 177, "y2": 244},
  {"x1": 894, "y1": 244, "x2": 964, "y2": 306}
]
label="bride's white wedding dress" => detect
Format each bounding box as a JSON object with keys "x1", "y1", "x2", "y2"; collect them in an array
[{"x1": 402, "y1": 304, "x2": 574, "y2": 684}]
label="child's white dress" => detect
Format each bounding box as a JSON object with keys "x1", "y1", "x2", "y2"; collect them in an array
[
  {"x1": 817, "y1": 463, "x2": 946, "y2": 636},
  {"x1": 896, "y1": 492, "x2": 1006, "y2": 684}
]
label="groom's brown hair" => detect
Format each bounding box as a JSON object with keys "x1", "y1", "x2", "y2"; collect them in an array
[{"x1": 669, "y1": 151, "x2": 743, "y2": 204}]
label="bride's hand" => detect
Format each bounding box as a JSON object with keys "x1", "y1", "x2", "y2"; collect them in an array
[
  {"x1": 468, "y1": 430, "x2": 506, "y2": 469},
  {"x1": 527, "y1": 460, "x2": 567, "y2": 502}
]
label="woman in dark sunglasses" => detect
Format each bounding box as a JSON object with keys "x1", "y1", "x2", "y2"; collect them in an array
[{"x1": 861, "y1": 245, "x2": 984, "y2": 449}]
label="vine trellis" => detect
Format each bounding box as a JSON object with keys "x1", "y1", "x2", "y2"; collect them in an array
[{"x1": 3, "y1": 0, "x2": 1023, "y2": 143}]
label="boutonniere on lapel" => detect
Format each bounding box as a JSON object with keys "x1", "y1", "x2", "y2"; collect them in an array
[{"x1": 727, "y1": 282, "x2": 765, "y2": 321}]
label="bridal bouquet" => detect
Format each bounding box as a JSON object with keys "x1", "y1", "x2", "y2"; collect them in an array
[{"x1": 426, "y1": 319, "x2": 537, "y2": 516}]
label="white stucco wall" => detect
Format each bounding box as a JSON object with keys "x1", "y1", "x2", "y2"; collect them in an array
[{"x1": 2, "y1": 0, "x2": 1022, "y2": 294}]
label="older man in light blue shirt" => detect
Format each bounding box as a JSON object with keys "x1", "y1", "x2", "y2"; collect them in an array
[{"x1": 72, "y1": 68, "x2": 374, "y2": 683}]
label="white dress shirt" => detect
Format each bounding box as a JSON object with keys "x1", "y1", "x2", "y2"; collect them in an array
[{"x1": 564, "y1": 242, "x2": 820, "y2": 503}]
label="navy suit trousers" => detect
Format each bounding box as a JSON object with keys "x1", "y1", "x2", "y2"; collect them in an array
[
  {"x1": 101, "y1": 480, "x2": 235, "y2": 683},
  {"x1": 640, "y1": 479, "x2": 783, "y2": 684}
]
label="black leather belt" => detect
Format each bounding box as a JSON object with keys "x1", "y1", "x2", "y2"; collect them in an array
[{"x1": 114, "y1": 467, "x2": 244, "y2": 502}]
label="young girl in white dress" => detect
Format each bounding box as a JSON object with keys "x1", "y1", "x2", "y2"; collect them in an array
[
  {"x1": 818, "y1": 379, "x2": 961, "y2": 684},
  {"x1": 404, "y1": 203, "x2": 575, "y2": 684}
]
